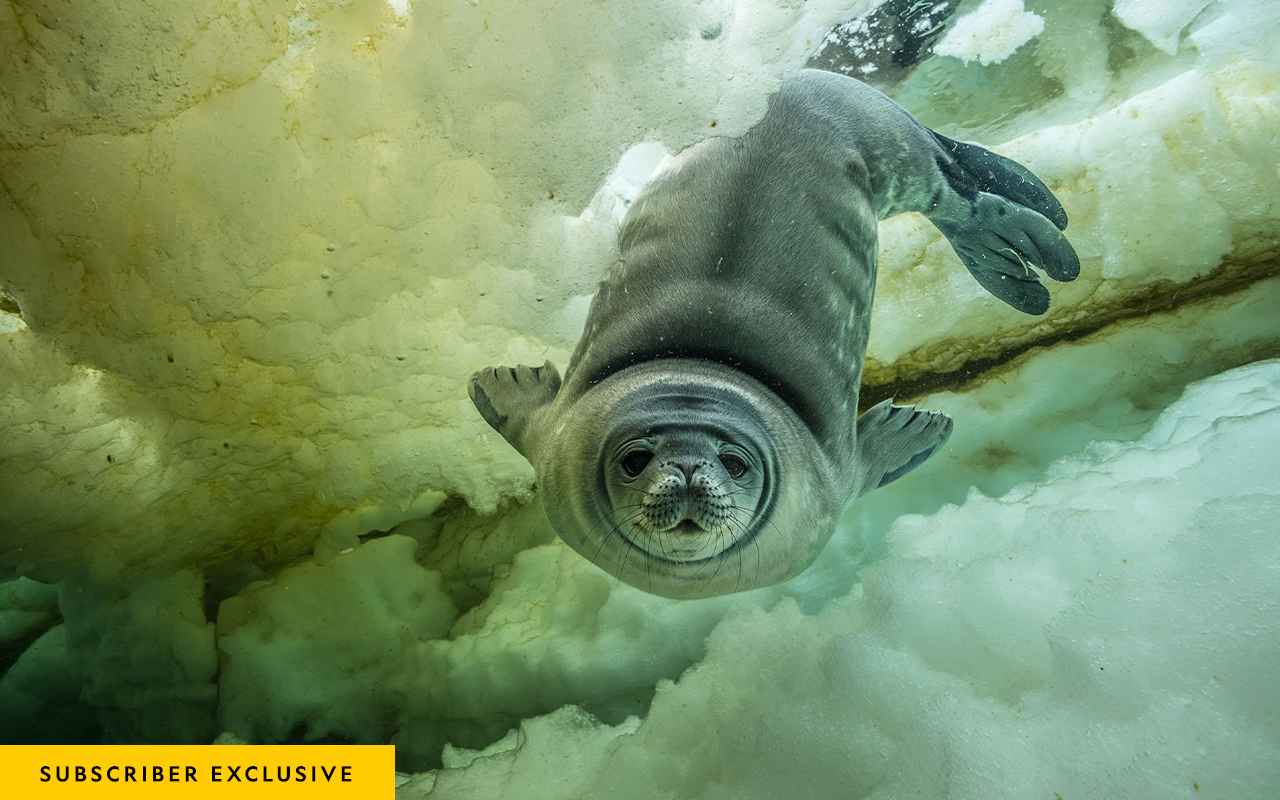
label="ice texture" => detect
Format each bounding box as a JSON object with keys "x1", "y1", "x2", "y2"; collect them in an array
[
  {"x1": 1113, "y1": 0, "x2": 1215, "y2": 54},
  {"x1": 1, "y1": 0, "x2": 1278, "y2": 587},
  {"x1": 217, "y1": 535, "x2": 457, "y2": 744},
  {"x1": 0, "y1": 570, "x2": 216, "y2": 743},
  {"x1": 0, "y1": 0, "x2": 1278, "y2": 794},
  {"x1": 0, "y1": 0, "x2": 876, "y2": 581},
  {"x1": 933, "y1": 0, "x2": 1045, "y2": 66},
  {"x1": 218, "y1": 533, "x2": 741, "y2": 765},
  {"x1": 402, "y1": 358, "x2": 1280, "y2": 798}
]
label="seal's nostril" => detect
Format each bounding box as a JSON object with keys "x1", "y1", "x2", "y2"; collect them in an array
[{"x1": 676, "y1": 463, "x2": 697, "y2": 484}]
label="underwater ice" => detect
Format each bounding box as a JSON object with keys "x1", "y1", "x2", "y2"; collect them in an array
[
  {"x1": 933, "y1": 0, "x2": 1045, "y2": 66},
  {"x1": 1, "y1": 0, "x2": 1280, "y2": 796},
  {"x1": 404, "y1": 357, "x2": 1280, "y2": 798}
]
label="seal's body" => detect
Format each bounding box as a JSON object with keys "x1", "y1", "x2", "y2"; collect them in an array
[{"x1": 470, "y1": 71, "x2": 1078, "y2": 598}]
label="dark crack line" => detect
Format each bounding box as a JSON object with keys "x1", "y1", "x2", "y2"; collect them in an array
[{"x1": 859, "y1": 247, "x2": 1280, "y2": 411}]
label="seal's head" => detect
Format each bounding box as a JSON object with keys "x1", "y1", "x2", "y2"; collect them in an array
[
  {"x1": 535, "y1": 359, "x2": 843, "y2": 599},
  {"x1": 602, "y1": 403, "x2": 768, "y2": 564}
]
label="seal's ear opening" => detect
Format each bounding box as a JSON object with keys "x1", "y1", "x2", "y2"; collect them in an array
[
  {"x1": 468, "y1": 360, "x2": 562, "y2": 459},
  {"x1": 854, "y1": 399, "x2": 953, "y2": 496}
]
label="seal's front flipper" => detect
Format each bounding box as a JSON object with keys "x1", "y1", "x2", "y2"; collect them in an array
[
  {"x1": 855, "y1": 399, "x2": 953, "y2": 496},
  {"x1": 468, "y1": 360, "x2": 561, "y2": 459},
  {"x1": 927, "y1": 132, "x2": 1080, "y2": 315}
]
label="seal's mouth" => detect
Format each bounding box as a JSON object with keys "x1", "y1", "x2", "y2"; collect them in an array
[
  {"x1": 634, "y1": 516, "x2": 709, "y2": 535},
  {"x1": 620, "y1": 517, "x2": 729, "y2": 563}
]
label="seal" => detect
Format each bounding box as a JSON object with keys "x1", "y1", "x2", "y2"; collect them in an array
[
  {"x1": 807, "y1": 0, "x2": 959, "y2": 95},
  {"x1": 469, "y1": 70, "x2": 1079, "y2": 599}
]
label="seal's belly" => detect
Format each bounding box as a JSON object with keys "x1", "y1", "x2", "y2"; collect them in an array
[{"x1": 564, "y1": 130, "x2": 881, "y2": 459}]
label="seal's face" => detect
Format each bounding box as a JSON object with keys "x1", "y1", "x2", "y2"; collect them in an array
[
  {"x1": 531, "y1": 362, "x2": 840, "y2": 599},
  {"x1": 604, "y1": 428, "x2": 766, "y2": 563}
]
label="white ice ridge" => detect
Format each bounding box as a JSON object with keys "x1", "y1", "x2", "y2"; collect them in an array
[
  {"x1": 1113, "y1": 0, "x2": 1214, "y2": 54},
  {"x1": 386, "y1": 0, "x2": 411, "y2": 24},
  {"x1": 933, "y1": 0, "x2": 1044, "y2": 66},
  {"x1": 400, "y1": 358, "x2": 1280, "y2": 798}
]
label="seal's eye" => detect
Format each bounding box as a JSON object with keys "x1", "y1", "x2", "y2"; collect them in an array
[
  {"x1": 719, "y1": 454, "x2": 748, "y2": 479},
  {"x1": 620, "y1": 450, "x2": 653, "y2": 477}
]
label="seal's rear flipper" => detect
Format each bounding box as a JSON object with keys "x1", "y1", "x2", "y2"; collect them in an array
[
  {"x1": 932, "y1": 132, "x2": 1068, "y2": 230},
  {"x1": 927, "y1": 132, "x2": 1080, "y2": 315},
  {"x1": 469, "y1": 361, "x2": 561, "y2": 459},
  {"x1": 855, "y1": 399, "x2": 953, "y2": 496}
]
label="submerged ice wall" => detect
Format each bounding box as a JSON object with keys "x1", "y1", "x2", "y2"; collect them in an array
[
  {"x1": 0, "y1": 0, "x2": 871, "y2": 581},
  {"x1": 411, "y1": 358, "x2": 1280, "y2": 799},
  {"x1": 2, "y1": 0, "x2": 1279, "y2": 794},
  {"x1": 3, "y1": 0, "x2": 1277, "y2": 585}
]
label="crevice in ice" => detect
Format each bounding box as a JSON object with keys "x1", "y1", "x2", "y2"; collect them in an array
[
  {"x1": 860, "y1": 246, "x2": 1280, "y2": 410},
  {"x1": 0, "y1": 288, "x2": 26, "y2": 333},
  {"x1": 201, "y1": 559, "x2": 265, "y2": 625},
  {"x1": 396, "y1": 495, "x2": 558, "y2": 615},
  {"x1": 0, "y1": 577, "x2": 61, "y2": 676}
]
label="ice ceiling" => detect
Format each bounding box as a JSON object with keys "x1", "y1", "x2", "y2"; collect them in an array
[{"x1": 1, "y1": 0, "x2": 1279, "y2": 796}]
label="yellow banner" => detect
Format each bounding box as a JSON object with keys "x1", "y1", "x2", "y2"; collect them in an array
[{"x1": 2, "y1": 745, "x2": 395, "y2": 799}]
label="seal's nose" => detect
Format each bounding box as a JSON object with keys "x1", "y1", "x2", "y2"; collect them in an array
[{"x1": 674, "y1": 462, "x2": 698, "y2": 485}]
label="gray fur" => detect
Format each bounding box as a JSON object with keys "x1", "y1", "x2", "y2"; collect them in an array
[{"x1": 469, "y1": 70, "x2": 1078, "y2": 598}]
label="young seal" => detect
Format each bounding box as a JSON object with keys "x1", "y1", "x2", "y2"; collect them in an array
[{"x1": 469, "y1": 70, "x2": 1079, "y2": 599}]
